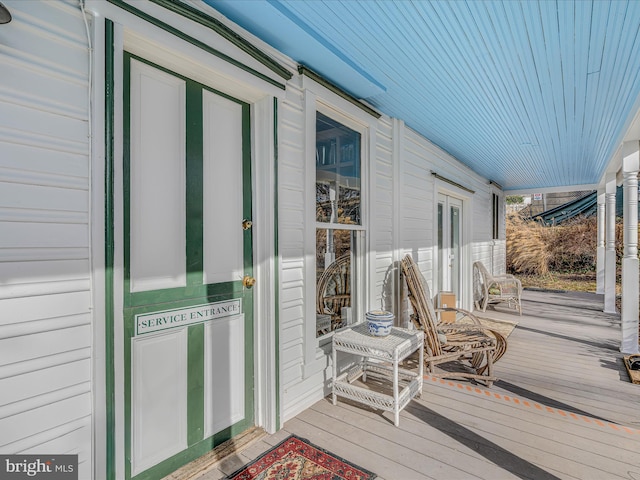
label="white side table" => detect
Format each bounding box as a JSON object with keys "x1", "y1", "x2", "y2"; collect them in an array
[{"x1": 331, "y1": 323, "x2": 424, "y2": 426}]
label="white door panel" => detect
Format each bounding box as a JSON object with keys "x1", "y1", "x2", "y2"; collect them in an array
[
  {"x1": 129, "y1": 60, "x2": 187, "y2": 292},
  {"x1": 203, "y1": 92, "x2": 244, "y2": 285}
]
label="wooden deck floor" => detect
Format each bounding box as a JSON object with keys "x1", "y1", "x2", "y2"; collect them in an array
[{"x1": 199, "y1": 290, "x2": 640, "y2": 480}]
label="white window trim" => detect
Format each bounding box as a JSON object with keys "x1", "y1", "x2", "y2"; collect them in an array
[
  {"x1": 491, "y1": 186, "x2": 504, "y2": 242},
  {"x1": 302, "y1": 77, "x2": 376, "y2": 373}
]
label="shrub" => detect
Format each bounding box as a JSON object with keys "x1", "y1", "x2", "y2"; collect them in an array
[
  {"x1": 506, "y1": 214, "x2": 552, "y2": 275},
  {"x1": 546, "y1": 216, "x2": 597, "y2": 272},
  {"x1": 506, "y1": 214, "x2": 632, "y2": 276}
]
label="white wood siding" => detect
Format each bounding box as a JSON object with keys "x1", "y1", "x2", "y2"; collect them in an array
[
  {"x1": 278, "y1": 106, "x2": 502, "y2": 421},
  {"x1": 0, "y1": 0, "x2": 506, "y2": 462},
  {"x1": 0, "y1": 1, "x2": 92, "y2": 478},
  {"x1": 278, "y1": 77, "x2": 324, "y2": 419},
  {"x1": 373, "y1": 117, "x2": 395, "y2": 313}
]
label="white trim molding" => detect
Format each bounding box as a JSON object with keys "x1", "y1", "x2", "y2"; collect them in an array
[
  {"x1": 620, "y1": 141, "x2": 640, "y2": 354},
  {"x1": 596, "y1": 188, "x2": 605, "y2": 295},
  {"x1": 604, "y1": 172, "x2": 618, "y2": 315}
]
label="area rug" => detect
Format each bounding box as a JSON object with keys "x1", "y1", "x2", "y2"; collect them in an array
[{"x1": 225, "y1": 434, "x2": 376, "y2": 480}]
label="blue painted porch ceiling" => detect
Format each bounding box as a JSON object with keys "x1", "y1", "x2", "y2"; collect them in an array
[{"x1": 205, "y1": 0, "x2": 640, "y2": 191}]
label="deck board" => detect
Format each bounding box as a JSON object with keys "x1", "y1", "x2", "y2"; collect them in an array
[
  {"x1": 195, "y1": 290, "x2": 640, "y2": 480},
  {"x1": 305, "y1": 399, "x2": 517, "y2": 479}
]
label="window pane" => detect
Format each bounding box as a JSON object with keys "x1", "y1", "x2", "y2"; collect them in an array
[
  {"x1": 316, "y1": 229, "x2": 355, "y2": 337},
  {"x1": 492, "y1": 193, "x2": 499, "y2": 239},
  {"x1": 316, "y1": 112, "x2": 361, "y2": 225}
]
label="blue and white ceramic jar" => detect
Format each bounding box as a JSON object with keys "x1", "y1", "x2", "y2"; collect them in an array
[{"x1": 365, "y1": 310, "x2": 395, "y2": 337}]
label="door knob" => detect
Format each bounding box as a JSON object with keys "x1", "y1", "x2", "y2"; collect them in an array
[
  {"x1": 243, "y1": 275, "x2": 256, "y2": 289},
  {"x1": 242, "y1": 219, "x2": 253, "y2": 230}
]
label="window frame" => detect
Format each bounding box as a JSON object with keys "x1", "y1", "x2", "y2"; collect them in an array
[
  {"x1": 314, "y1": 105, "x2": 367, "y2": 339},
  {"x1": 302, "y1": 83, "x2": 374, "y2": 372},
  {"x1": 492, "y1": 192, "x2": 500, "y2": 240}
]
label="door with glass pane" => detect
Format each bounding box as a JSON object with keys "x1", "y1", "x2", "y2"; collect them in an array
[
  {"x1": 437, "y1": 194, "x2": 463, "y2": 301},
  {"x1": 122, "y1": 55, "x2": 254, "y2": 480}
]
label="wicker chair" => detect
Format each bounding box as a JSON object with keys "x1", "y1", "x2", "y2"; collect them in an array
[
  {"x1": 316, "y1": 254, "x2": 351, "y2": 333},
  {"x1": 401, "y1": 255, "x2": 505, "y2": 386},
  {"x1": 473, "y1": 261, "x2": 522, "y2": 315}
]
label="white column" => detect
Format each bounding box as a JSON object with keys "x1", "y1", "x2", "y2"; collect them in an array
[
  {"x1": 621, "y1": 141, "x2": 640, "y2": 354},
  {"x1": 596, "y1": 188, "x2": 605, "y2": 294},
  {"x1": 604, "y1": 173, "x2": 617, "y2": 314}
]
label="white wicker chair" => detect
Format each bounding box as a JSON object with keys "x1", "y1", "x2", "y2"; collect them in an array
[{"x1": 473, "y1": 261, "x2": 522, "y2": 315}]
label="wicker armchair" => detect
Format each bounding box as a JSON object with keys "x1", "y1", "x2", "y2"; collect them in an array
[
  {"x1": 316, "y1": 254, "x2": 351, "y2": 333},
  {"x1": 473, "y1": 261, "x2": 522, "y2": 315},
  {"x1": 401, "y1": 255, "x2": 505, "y2": 386}
]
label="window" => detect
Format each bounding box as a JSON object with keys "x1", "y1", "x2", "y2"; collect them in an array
[
  {"x1": 492, "y1": 193, "x2": 500, "y2": 239},
  {"x1": 315, "y1": 112, "x2": 363, "y2": 337}
]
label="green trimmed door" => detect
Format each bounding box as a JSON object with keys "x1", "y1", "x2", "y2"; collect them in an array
[{"x1": 123, "y1": 54, "x2": 254, "y2": 480}]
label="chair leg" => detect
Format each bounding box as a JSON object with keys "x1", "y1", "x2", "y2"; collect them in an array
[{"x1": 484, "y1": 349, "x2": 494, "y2": 388}]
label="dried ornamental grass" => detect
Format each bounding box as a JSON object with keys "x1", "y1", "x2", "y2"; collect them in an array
[
  {"x1": 507, "y1": 213, "x2": 638, "y2": 277},
  {"x1": 546, "y1": 216, "x2": 597, "y2": 272},
  {"x1": 506, "y1": 214, "x2": 552, "y2": 275}
]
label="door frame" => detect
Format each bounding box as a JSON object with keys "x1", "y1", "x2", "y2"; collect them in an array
[
  {"x1": 437, "y1": 194, "x2": 463, "y2": 301},
  {"x1": 91, "y1": 12, "x2": 282, "y2": 480},
  {"x1": 123, "y1": 53, "x2": 257, "y2": 479},
  {"x1": 433, "y1": 183, "x2": 473, "y2": 310}
]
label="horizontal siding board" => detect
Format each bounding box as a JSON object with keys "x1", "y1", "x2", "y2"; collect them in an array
[
  {"x1": 0, "y1": 259, "x2": 89, "y2": 285},
  {"x1": 0, "y1": 144, "x2": 87, "y2": 179},
  {"x1": 280, "y1": 324, "x2": 303, "y2": 346},
  {"x1": 0, "y1": 325, "x2": 91, "y2": 366},
  {"x1": 0, "y1": 393, "x2": 91, "y2": 447},
  {"x1": 20, "y1": 423, "x2": 92, "y2": 480},
  {"x1": 0, "y1": 103, "x2": 88, "y2": 145},
  {"x1": 0, "y1": 247, "x2": 88, "y2": 263},
  {"x1": 0, "y1": 208, "x2": 87, "y2": 225},
  {"x1": 1, "y1": 56, "x2": 87, "y2": 109},
  {"x1": 0, "y1": 182, "x2": 88, "y2": 212},
  {"x1": 1, "y1": 222, "x2": 88, "y2": 248},
  {"x1": 0, "y1": 359, "x2": 90, "y2": 406},
  {"x1": 9, "y1": 0, "x2": 87, "y2": 43},
  {"x1": 0, "y1": 382, "x2": 90, "y2": 420},
  {"x1": 0, "y1": 291, "x2": 91, "y2": 326},
  {"x1": 0, "y1": 312, "x2": 91, "y2": 340},
  {"x1": 0, "y1": 349, "x2": 90, "y2": 382},
  {"x1": 19, "y1": 420, "x2": 90, "y2": 454},
  {"x1": 2, "y1": 416, "x2": 87, "y2": 453}
]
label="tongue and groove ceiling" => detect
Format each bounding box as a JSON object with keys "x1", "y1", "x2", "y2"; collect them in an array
[{"x1": 204, "y1": 0, "x2": 640, "y2": 192}]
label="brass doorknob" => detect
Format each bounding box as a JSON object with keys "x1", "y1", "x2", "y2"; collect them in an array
[
  {"x1": 243, "y1": 275, "x2": 256, "y2": 288},
  {"x1": 242, "y1": 219, "x2": 253, "y2": 230}
]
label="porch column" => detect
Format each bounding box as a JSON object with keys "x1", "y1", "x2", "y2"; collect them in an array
[
  {"x1": 621, "y1": 141, "x2": 640, "y2": 354},
  {"x1": 596, "y1": 188, "x2": 605, "y2": 294},
  {"x1": 604, "y1": 173, "x2": 617, "y2": 314}
]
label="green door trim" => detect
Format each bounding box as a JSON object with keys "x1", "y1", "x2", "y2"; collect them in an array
[
  {"x1": 106, "y1": 0, "x2": 287, "y2": 90},
  {"x1": 122, "y1": 53, "x2": 255, "y2": 480},
  {"x1": 273, "y1": 97, "x2": 281, "y2": 429},
  {"x1": 148, "y1": 0, "x2": 291, "y2": 81},
  {"x1": 105, "y1": 18, "x2": 116, "y2": 480}
]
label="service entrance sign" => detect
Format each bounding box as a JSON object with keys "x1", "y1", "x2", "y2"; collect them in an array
[{"x1": 135, "y1": 299, "x2": 242, "y2": 335}]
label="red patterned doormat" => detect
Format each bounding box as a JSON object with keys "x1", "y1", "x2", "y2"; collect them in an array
[{"x1": 225, "y1": 434, "x2": 376, "y2": 480}]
